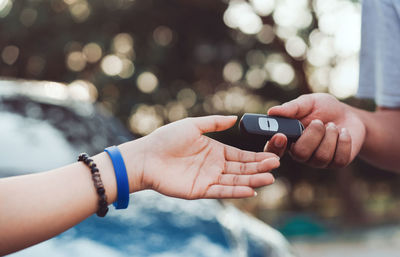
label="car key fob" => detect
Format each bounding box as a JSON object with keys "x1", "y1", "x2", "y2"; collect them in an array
[{"x1": 239, "y1": 113, "x2": 304, "y2": 142}]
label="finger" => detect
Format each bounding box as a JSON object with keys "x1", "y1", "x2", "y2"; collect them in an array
[
  {"x1": 205, "y1": 185, "x2": 256, "y2": 198},
  {"x1": 224, "y1": 157, "x2": 280, "y2": 174},
  {"x1": 308, "y1": 122, "x2": 339, "y2": 168},
  {"x1": 329, "y1": 128, "x2": 352, "y2": 168},
  {"x1": 290, "y1": 119, "x2": 325, "y2": 162},
  {"x1": 191, "y1": 115, "x2": 237, "y2": 133},
  {"x1": 264, "y1": 133, "x2": 288, "y2": 157},
  {"x1": 224, "y1": 144, "x2": 279, "y2": 162},
  {"x1": 218, "y1": 173, "x2": 275, "y2": 187},
  {"x1": 268, "y1": 94, "x2": 314, "y2": 119}
]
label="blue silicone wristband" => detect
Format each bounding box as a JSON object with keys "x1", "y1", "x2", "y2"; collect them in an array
[{"x1": 104, "y1": 146, "x2": 130, "y2": 209}]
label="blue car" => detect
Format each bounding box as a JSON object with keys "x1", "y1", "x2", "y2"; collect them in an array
[{"x1": 0, "y1": 79, "x2": 294, "y2": 257}]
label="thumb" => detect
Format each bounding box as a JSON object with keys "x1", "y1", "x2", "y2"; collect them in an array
[
  {"x1": 268, "y1": 94, "x2": 314, "y2": 119},
  {"x1": 264, "y1": 133, "x2": 287, "y2": 157},
  {"x1": 192, "y1": 115, "x2": 238, "y2": 133}
]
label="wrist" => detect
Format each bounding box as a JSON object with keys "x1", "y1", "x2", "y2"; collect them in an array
[
  {"x1": 348, "y1": 105, "x2": 368, "y2": 154},
  {"x1": 118, "y1": 138, "x2": 147, "y2": 194}
]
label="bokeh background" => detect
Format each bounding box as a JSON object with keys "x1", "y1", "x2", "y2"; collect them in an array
[{"x1": 2, "y1": 0, "x2": 400, "y2": 253}]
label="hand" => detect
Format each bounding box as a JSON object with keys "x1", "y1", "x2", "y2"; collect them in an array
[
  {"x1": 129, "y1": 116, "x2": 280, "y2": 199},
  {"x1": 264, "y1": 93, "x2": 366, "y2": 168}
]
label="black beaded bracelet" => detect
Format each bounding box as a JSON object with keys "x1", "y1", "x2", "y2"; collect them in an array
[{"x1": 78, "y1": 153, "x2": 109, "y2": 217}]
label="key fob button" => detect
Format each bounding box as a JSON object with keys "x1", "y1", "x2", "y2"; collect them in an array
[{"x1": 258, "y1": 117, "x2": 279, "y2": 132}]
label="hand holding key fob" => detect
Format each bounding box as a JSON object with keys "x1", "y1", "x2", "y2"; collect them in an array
[{"x1": 239, "y1": 113, "x2": 304, "y2": 142}]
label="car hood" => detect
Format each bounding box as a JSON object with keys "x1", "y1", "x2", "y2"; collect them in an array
[
  {"x1": 9, "y1": 190, "x2": 294, "y2": 257},
  {"x1": 1, "y1": 78, "x2": 295, "y2": 257}
]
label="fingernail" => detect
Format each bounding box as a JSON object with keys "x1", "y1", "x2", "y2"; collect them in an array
[
  {"x1": 254, "y1": 191, "x2": 258, "y2": 197},
  {"x1": 265, "y1": 156, "x2": 280, "y2": 162},
  {"x1": 340, "y1": 128, "x2": 350, "y2": 140},
  {"x1": 312, "y1": 119, "x2": 323, "y2": 125},
  {"x1": 327, "y1": 122, "x2": 336, "y2": 129},
  {"x1": 274, "y1": 137, "x2": 285, "y2": 148}
]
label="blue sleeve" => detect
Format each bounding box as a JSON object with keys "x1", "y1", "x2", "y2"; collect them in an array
[{"x1": 358, "y1": 0, "x2": 400, "y2": 107}]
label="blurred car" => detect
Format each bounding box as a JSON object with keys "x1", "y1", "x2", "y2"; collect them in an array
[{"x1": 0, "y1": 78, "x2": 295, "y2": 257}]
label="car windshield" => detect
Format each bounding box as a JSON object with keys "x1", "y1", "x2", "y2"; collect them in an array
[
  {"x1": 0, "y1": 94, "x2": 132, "y2": 176},
  {"x1": 0, "y1": 111, "x2": 77, "y2": 175}
]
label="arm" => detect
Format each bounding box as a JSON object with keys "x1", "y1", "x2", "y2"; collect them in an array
[
  {"x1": 265, "y1": 93, "x2": 400, "y2": 172},
  {"x1": 0, "y1": 115, "x2": 279, "y2": 255},
  {"x1": 354, "y1": 107, "x2": 400, "y2": 171}
]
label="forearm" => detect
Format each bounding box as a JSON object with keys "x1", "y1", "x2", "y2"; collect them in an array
[
  {"x1": 353, "y1": 107, "x2": 400, "y2": 172},
  {"x1": 0, "y1": 140, "x2": 144, "y2": 255},
  {"x1": 0, "y1": 115, "x2": 278, "y2": 255}
]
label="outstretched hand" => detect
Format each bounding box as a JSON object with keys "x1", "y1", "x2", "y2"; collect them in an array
[
  {"x1": 265, "y1": 93, "x2": 366, "y2": 168},
  {"x1": 137, "y1": 115, "x2": 280, "y2": 199}
]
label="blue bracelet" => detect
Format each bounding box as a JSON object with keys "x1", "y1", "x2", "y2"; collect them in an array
[{"x1": 104, "y1": 146, "x2": 130, "y2": 209}]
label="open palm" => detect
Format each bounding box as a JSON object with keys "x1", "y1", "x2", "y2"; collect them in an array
[{"x1": 141, "y1": 116, "x2": 280, "y2": 199}]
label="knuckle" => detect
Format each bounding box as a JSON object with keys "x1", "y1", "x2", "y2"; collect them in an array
[
  {"x1": 316, "y1": 92, "x2": 335, "y2": 101},
  {"x1": 291, "y1": 147, "x2": 311, "y2": 162},
  {"x1": 298, "y1": 94, "x2": 310, "y2": 101},
  {"x1": 313, "y1": 151, "x2": 332, "y2": 165},
  {"x1": 333, "y1": 157, "x2": 348, "y2": 168},
  {"x1": 217, "y1": 174, "x2": 223, "y2": 184},
  {"x1": 233, "y1": 175, "x2": 240, "y2": 185},
  {"x1": 239, "y1": 163, "x2": 246, "y2": 173},
  {"x1": 248, "y1": 176, "x2": 253, "y2": 187},
  {"x1": 214, "y1": 119, "x2": 223, "y2": 131},
  {"x1": 314, "y1": 157, "x2": 328, "y2": 166}
]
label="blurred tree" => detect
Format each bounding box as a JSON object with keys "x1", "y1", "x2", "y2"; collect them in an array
[{"x1": 0, "y1": 0, "x2": 313, "y2": 127}]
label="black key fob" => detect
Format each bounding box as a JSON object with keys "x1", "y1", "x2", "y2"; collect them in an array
[{"x1": 239, "y1": 113, "x2": 304, "y2": 142}]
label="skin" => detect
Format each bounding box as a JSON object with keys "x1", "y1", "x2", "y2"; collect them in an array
[
  {"x1": 0, "y1": 115, "x2": 279, "y2": 255},
  {"x1": 265, "y1": 93, "x2": 400, "y2": 172}
]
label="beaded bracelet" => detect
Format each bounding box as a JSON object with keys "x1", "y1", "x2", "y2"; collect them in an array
[{"x1": 78, "y1": 153, "x2": 109, "y2": 217}]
